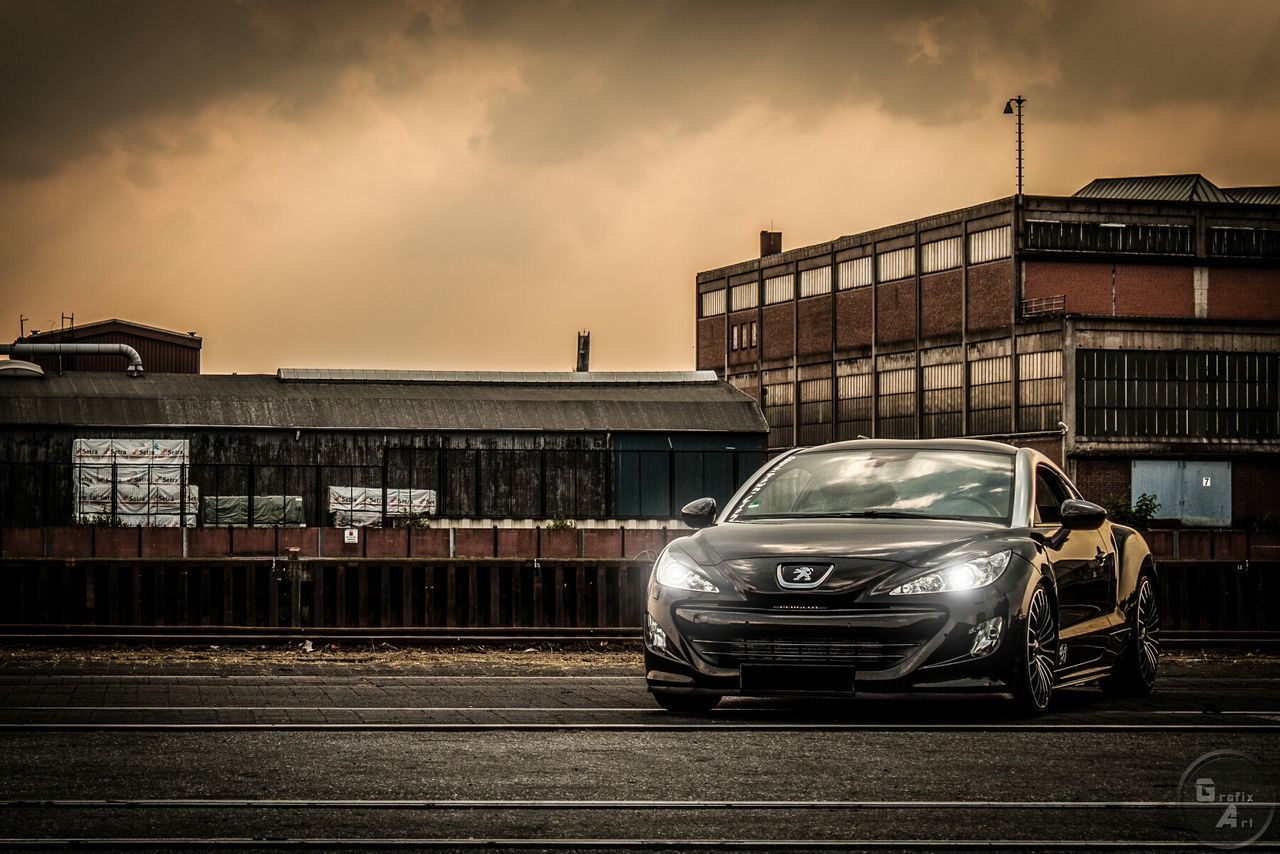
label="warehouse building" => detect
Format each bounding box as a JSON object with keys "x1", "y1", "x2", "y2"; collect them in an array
[
  {"x1": 16, "y1": 318, "x2": 202, "y2": 374},
  {"x1": 0, "y1": 368, "x2": 767, "y2": 527},
  {"x1": 694, "y1": 174, "x2": 1280, "y2": 527}
]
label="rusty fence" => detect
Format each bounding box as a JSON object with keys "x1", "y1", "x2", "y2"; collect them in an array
[
  {"x1": 0, "y1": 557, "x2": 1276, "y2": 634},
  {"x1": 0, "y1": 526, "x2": 684, "y2": 561},
  {"x1": 2, "y1": 526, "x2": 1278, "y2": 563},
  {"x1": 0, "y1": 559, "x2": 651, "y2": 631}
]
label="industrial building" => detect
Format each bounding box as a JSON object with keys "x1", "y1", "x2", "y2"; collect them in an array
[
  {"x1": 0, "y1": 363, "x2": 767, "y2": 527},
  {"x1": 15, "y1": 318, "x2": 202, "y2": 374},
  {"x1": 695, "y1": 174, "x2": 1280, "y2": 527}
]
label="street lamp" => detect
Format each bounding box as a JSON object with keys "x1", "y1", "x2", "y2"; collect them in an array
[{"x1": 1003, "y1": 95, "x2": 1025, "y2": 197}]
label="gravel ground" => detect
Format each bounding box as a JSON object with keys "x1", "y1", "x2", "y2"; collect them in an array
[{"x1": 0, "y1": 643, "x2": 642, "y2": 675}]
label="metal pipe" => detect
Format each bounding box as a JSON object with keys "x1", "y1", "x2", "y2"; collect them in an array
[{"x1": 0, "y1": 342, "x2": 144, "y2": 376}]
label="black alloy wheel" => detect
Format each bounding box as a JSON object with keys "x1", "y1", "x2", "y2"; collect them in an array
[
  {"x1": 1102, "y1": 573, "x2": 1160, "y2": 697},
  {"x1": 652, "y1": 690, "x2": 721, "y2": 714},
  {"x1": 1011, "y1": 584, "x2": 1057, "y2": 714}
]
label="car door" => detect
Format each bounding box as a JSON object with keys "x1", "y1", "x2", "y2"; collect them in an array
[{"x1": 1033, "y1": 466, "x2": 1115, "y2": 662}]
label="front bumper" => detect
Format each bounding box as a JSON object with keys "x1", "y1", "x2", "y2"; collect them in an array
[{"x1": 645, "y1": 587, "x2": 1016, "y2": 696}]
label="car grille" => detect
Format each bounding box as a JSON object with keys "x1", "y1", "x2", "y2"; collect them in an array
[{"x1": 691, "y1": 637, "x2": 922, "y2": 670}]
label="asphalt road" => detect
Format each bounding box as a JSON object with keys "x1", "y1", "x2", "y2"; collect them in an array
[{"x1": 0, "y1": 652, "x2": 1276, "y2": 852}]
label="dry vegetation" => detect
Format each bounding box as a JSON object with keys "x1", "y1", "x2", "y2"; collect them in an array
[{"x1": 0, "y1": 643, "x2": 643, "y2": 675}]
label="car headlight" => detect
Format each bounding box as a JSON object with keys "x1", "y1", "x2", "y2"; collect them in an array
[
  {"x1": 654, "y1": 550, "x2": 720, "y2": 593},
  {"x1": 890, "y1": 550, "x2": 1011, "y2": 595}
]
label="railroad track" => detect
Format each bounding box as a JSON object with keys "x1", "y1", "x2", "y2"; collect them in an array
[
  {"x1": 0, "y1": 627, "x2": 1276, "y2": 647},
  {"x1": 6, "y1": 797, "x2": 1279, "y2": 811}
]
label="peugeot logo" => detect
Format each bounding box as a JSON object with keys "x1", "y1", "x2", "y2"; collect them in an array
[{"x1": 777, "y1": 563, "x2": 835, "y2": 590}]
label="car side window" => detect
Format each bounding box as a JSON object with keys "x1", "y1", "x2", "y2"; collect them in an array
[{"x1": 1034, "y1": 468, "x2": 1069, "y2": 526}]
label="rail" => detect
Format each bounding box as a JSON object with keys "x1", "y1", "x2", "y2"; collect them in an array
[{"x1": 1020, "y1": 294, "x2": 1066, "y2": 316}]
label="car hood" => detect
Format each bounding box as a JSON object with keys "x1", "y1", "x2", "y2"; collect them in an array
[{"x1": 676, "y1": 518, "x2": 1015, "y2": 596}]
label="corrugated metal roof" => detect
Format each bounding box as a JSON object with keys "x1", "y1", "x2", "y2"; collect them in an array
[
  {"x1": 276, "y1": 368, "x2": 719, "y2": 384},
  {"x1": 1225, "y1": 186, "x2": 1280, "y2": 206},
  {"x1": 1072, "y1": 174, "x2": 1235, "y2": 204},
  {"x1": 24, "y1": 318, "x2": 202, "y2": 347},
  {"x1": 0, "y1": 372, "x2": 768, "y2": 434}
]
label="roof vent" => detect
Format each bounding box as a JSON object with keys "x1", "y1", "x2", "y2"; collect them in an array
[{"x1": 0, "y1": 359, "x2": 45, "y2": 378}]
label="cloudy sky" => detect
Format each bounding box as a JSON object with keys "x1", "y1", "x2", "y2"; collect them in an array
[{"x1": 2, "y1": 0, "x2": 1277, "y2": 374}]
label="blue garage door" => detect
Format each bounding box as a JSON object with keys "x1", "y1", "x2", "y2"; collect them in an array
[{"x1": 1131, "y1": 460, "x2": 1231, "y2": 527}]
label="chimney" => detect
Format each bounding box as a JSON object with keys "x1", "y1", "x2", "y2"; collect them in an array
[
  {"x1": 760, "y1": 230, "x2": 782, "y2": 257},
  {"x1": 575, "y1": 330, "x2": 590, "y2": 372}
]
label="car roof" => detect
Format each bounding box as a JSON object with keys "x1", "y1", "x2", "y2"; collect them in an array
[{"x1": 793, "y1": 438, "x2": 1020, "y2": 455}]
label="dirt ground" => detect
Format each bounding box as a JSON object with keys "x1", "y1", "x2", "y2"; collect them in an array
[
  {"x1": 0, "y1": 642, "x2": 643, "y2": 674},
  {"x1": 0, "y1": 642, "x2": 1271, "y2": 675}
]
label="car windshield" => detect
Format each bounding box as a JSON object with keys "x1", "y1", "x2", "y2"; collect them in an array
[{"x1": 728, "y1": 447, "x2": 1015, "y2": 524}]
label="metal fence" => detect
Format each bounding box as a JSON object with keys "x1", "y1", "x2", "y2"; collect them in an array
[
  {"x1": 0, "y1": 557, "x2": 1275, "y2": 633},
  {"x1": 0, "y1": 559, "x2": 653, "y2": 630}
]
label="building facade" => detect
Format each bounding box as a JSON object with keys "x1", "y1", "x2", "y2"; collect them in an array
[
  {"x1": 694, "y1": 175, "x2": 1280, "y2": 527},
  {"x1": 0, "y1": 370, "x2": 767, "y2": 527}
]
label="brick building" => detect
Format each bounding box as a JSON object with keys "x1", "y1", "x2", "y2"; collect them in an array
[{"x1": 694, "y1": 175, "x2": 1280, "y2": 527}]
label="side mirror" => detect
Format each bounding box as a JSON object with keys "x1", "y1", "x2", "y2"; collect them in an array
[
  {"x1": 680, "y1": 497, "x2": 717, "y2": 529},
  {"x1": 1060, "y1": 498, "x2": 1107, "y2": 531}
]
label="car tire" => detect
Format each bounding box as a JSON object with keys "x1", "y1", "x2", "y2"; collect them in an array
[
  {"x1": 1101, "y1": 572, "x2": 1159, "y2": 697},
  {"x1": 1009, "y1": 582, "x2": 1057, "y2": 716},
  {"x1": 651, "y1": 690, "x2": 721, "y2": 714}
]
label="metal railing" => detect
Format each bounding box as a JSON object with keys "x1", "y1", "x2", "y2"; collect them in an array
[{"x1": 1021, "y1": 294, "x2": 1066, "y2": 317}]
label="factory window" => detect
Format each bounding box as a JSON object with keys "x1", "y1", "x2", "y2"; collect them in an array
[
  {"x1": 731, "y1": 324, "x2": 740, "y2": 351},
  {"x1": 541, "y1": 448, "x2": 608, "y2": 518},
  {"x1": 761, "y1": 367, "x2": 794, "y2": 449},
  {"x1": 1209, "y1": 227, "x2": 1280, "y2": 259},
  {"x1": 728, "y1": 372, "x2": 758, "y2": 400},
  {"x1": 877, "y1": 355, "x2": 916, "y2": 438},
  {"x1": 1025, "y1": 220, "x2": 1192, "y2": 255},
  {"x1": 968, "y1": 350, "x2": 1012, "y2": 435},
  {"x1": 731, "y1": 282, "x2": 759, "y2": 311},
  {"x1": 922, "y1": 355, "x2": 963, "y2": 438},
  {"x1": 921, "y1": 237, "x2": 963, "y2": 274},
  {"x1": 799, "y1": 266, "x2": 832, "y2": 298},
  {"x1": 838, "y1": 256, "x2": 873, "y2": 289},
  {"x1": 877, "y1": 247, "x2": 915, "y2": 283},
  {"x1": 969, "y1": 226, "x2": 1012, "y2": 264},
  {"x1": 836, "y1": 359, "x2": 873, "y2": 440},
  {"x1": 764, "y1": 273, "x2": 794, "y2": 304},
  {"x1": 700, "y1": 289, "x2": 726, "y2": 317},
  {"x1": 1018, "y1": 350, "x2": 1064, "y2": 432},
  {"x1": 750, "y1": 321, "x2": 758, "y2": 347},
  {"x1": 1077, "y1": 350, "x2": 1279, "y2": 439},
  {"x1": 797, "y1": 364, "x2": 833, "y2": 446}
]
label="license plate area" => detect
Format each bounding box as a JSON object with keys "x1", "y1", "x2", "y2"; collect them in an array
[{"x1": 739, "y1": 664, "x2": 855, "y2": 694}]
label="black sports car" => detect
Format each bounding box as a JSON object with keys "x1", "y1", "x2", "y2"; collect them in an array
[{"x1": 644, "y1": 439, "x2": 1159, "y2": 714}]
